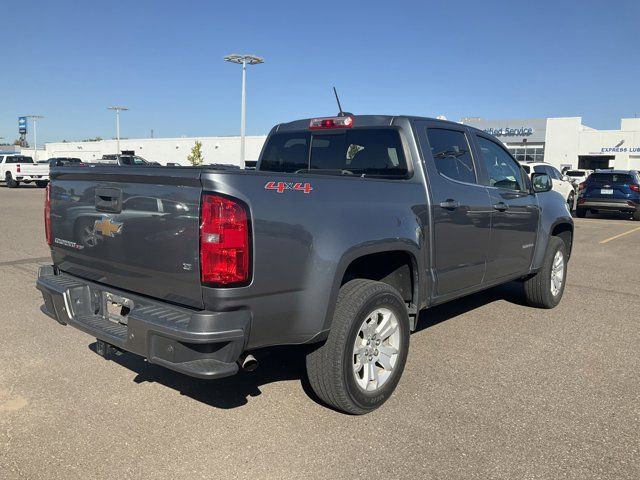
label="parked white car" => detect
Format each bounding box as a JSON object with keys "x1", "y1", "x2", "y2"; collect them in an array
[
  {"x1": 564, "y1": 169, "x2": 594, "y2": 188},
  {"x1": 520, "y1": 162, "x2": 576, "y2": 210},
  {"x1": 0, "y1": 154, "x2": 50, "y2": 188}
]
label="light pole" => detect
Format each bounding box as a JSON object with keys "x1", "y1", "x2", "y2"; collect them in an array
[
  {"x1": 108, "y1": 106, "x2": 128, "y2": 154},
  {"x1": 224, "y1": 54, "x2": 263, "y2": 168},
  {"x1": 25, "y1": 115, "x2": 44, "y2": 161}
]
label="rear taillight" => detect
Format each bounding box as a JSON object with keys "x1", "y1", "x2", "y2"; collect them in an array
[
  {"x1": 200, "y1": 194, "x2": 250, "y2": 286},
  {"x1": 16, "y1": 164, "x2": 21, "y2": 173},
  {"x1": 578, "y1": 182, "x2": 586, "y2": 191},
  {"x1": 630, "y1": 184, "x2": 640, "y2": 192},
  {"x1": 44, "y1": 184, "x2": 52, "y2": 245}
]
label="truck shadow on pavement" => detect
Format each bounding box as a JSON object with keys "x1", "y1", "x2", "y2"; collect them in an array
[{"x1": 89, "y1": 281, "x2": 527, "y2": 410}]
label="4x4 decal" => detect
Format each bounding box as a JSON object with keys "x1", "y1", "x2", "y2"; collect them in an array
[{"x1": 265, "y1": 181, "x2": 313, "y2": 194}]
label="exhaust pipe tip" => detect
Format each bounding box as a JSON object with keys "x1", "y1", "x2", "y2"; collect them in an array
[{"x1": 239, "y1": 353, "x2": 258, "y2": 372}]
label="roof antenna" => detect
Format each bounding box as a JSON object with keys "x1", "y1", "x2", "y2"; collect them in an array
[{"x1": 333, "y1": 86, "x2": 345, "y2": 116}]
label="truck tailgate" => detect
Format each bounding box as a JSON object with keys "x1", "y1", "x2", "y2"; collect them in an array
[
  {"x1": 49, "y1": 166, "x2": 204, "y2": 309},
  {"x1": 21, "y1": 163, "x2": 49, "y2": 177}
]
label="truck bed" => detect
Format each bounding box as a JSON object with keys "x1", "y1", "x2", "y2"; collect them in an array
[{"x1": 48, "y1": 163, "x2": 426, "y2": 347}]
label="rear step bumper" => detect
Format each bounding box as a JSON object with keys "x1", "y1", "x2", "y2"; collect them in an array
[{"x1": 36, "y1": 265, "x2": 250, "y2": 379}]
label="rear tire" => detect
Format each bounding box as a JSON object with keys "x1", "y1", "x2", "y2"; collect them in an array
[
  {"x1": 306, "y1": 279, "x2": 410, "y2": 415},
  {"x1": 35, "y1": 180, "x2": 48, "y2": 188},
  {"x1": 5, "y1": 174, "x2": 19, "y2": 188},
  {"x1": 523, "y1": 237, "x2": 567, "y2": 309},
  {"x1": 576, "y1": 208, "x2": 586, "y2": 218}
]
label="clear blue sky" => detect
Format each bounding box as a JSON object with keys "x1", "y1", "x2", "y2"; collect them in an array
[{"x1": 1, "y1": 0, "x2": 638, "y2": 144}]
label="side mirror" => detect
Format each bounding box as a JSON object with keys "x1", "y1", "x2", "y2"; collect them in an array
[{"x1": 531, "y1": 173, "x2": 552, "y2": 193}]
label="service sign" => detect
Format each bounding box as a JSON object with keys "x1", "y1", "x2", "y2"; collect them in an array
[
  {"x1": 18, "y1": 116, "x2": 27, "y2": 134},
  {"x1": 484, "y1": 127, "x2": 534, "y2": 137}
]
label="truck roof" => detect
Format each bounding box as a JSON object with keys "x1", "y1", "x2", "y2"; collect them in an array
[{"x1": 272, "y1": 115, "x2": 484, "y2": 134}]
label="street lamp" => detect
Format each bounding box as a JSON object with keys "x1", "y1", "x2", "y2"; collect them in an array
[
  {"x1": 224, "y1": 54, "x2": 264, "y2": 168},
  {"x1": 25, "y1": 115, "x2": 44, "y2": 161},
  {"x1": 108, "y1": 106, "x2": 128, "y2": 154}
]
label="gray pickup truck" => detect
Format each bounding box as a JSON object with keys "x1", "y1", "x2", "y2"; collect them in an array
[{"x1": 37, "y1": 115, "x2": 573, "y2": 414}]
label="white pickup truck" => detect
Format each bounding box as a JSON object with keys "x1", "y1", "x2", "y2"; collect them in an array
[{"x1": 0, "y1": 154, "x2": 50, "y2": 188}]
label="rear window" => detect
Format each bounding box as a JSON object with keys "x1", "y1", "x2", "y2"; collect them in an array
[
  {"x1": 521, "y1": 164, "x2": 531, "y2": 174},
  {"x1": 566, "y1": 170, "x2": 585, "y2": 177},
  {"x1": 7, "y1": 156, "x2": 34, "y2": 164},
  {"x1": 589, "y1": 173, "x2": 634, "y2": 184},
  {"x1": 259, "y1": 129, "x2": 408, "y2": 177}
]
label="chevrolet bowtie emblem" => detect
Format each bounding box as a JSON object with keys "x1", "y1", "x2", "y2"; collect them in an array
[{"x1": 94, "y1": 216, "x2": 123, "y2": 237}]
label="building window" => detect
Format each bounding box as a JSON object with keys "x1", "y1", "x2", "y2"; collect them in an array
[{"x1": 507, "y1": 145, "x2": 544, "y2": 163}]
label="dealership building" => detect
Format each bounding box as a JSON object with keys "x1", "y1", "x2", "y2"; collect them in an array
[{"x1": 461, "y1": 117, "x2": 640, "y2": 171}]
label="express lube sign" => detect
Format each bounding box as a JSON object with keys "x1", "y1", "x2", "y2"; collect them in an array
[{"x1": 600, "y1": 145, "x2": 640, "y2": 153}]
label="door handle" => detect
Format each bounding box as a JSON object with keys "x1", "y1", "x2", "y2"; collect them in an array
[
  {"x1": 439, "y1": 199, "x2": 460, "y2": 210},
  {"x1": 493, "y1": 202, "x2": 509, "y2": 212}
]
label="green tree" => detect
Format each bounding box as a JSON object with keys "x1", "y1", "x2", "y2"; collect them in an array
[
  {"x1": 12, "y1": 139, "x2": 21, "y2": 146},
  {"x1": 187, "y1": 140, "x2": 204, "y2": 166}
]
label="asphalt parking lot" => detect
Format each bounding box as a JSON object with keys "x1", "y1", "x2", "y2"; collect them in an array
[{"x1": 0, "y1": 185, "x2": 638, "y2": 480}]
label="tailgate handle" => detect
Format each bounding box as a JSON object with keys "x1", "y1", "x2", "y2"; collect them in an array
[{"x1": 95, "y1": 187, "x2": 122, "y2": 213}]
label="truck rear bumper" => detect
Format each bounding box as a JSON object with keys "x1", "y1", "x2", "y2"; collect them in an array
[
  {"x1": 36, "y1": 265, "x2": 250, "y2": 379},
  {"x1": 17, "y1": 175, "x2": 49, "y2": 181}
]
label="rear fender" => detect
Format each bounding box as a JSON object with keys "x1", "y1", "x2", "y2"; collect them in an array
[{"x1": 321, "y1": 240, "x2": 423, "y2": 333}]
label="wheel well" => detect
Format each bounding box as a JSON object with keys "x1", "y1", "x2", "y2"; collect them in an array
[
  {"x1": 552, "y1": 223, "x2": 573, "y2": 257},
  {"x1": 341, "y1": 251, "x2": 415, "y2": 304}
]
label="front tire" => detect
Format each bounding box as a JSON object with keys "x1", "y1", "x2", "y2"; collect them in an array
[
  {"x1": 567, "y1": 192, "x2": 575, "y2": 211},
  {"x1": 523, "y1": 236, "x2": 567, "y2": 309},
  {"x1": 306, "y1": 279, "x2": 410, "y2": 415}
]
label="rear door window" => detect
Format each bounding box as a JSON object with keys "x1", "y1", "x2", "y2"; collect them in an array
[
  {"x1": 425, "y1": 128, "x2": 476, "y2": 184},
  {"x1": 259, "y1": 129, "x2": 408, "y2": 177}
]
